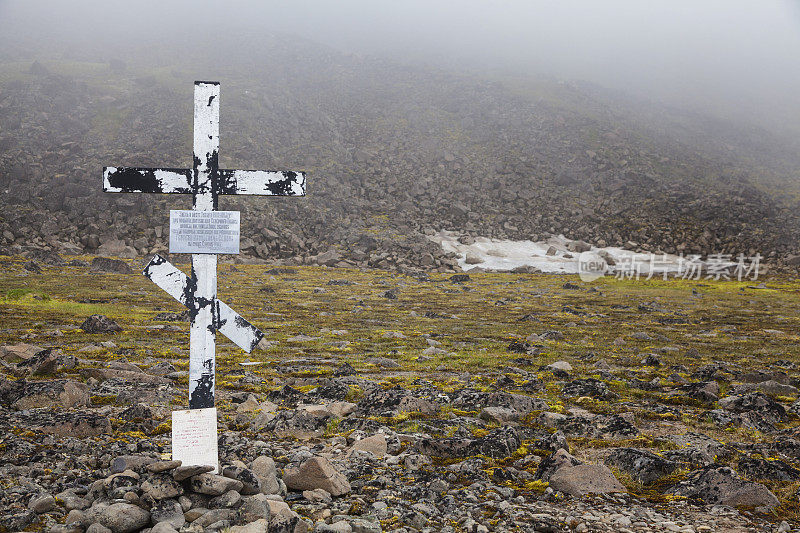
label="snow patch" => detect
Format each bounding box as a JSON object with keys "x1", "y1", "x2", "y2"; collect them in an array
[{"x1": 430, "y1": 230, "x2": 694, "y2": 276}]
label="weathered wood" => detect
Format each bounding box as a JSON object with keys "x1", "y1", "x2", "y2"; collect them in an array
[
  {"x1": 103, "y1": 81, "x2": 305, "y2": 410},
  {"x1": 189, "y1": 82, "x2": 219, "y2": 409},
  {"x1": 143, "y1": 255, "x2": 263, "y2": 354}
]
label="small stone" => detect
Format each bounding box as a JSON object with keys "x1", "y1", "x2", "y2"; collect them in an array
[
  {"x1": 80, "y1": 315, "x2": 123, "y2": 334},
  {"x1": 86, "y1": 524, "x2": 112, "y2": 533},
  {"x1": 28, "y1": 494, "x2": 56, "y2": 513},
  {"x1": 173, "y1": 464, "x2": 214, "y2": 481},
  {"x1": 147, "y1": 460, "x2": 182, "y2": 473},
  {"x1": 149, "y1": 499, "x2": 185, "y2": 529},
  {"x1": 250, "y1": 456, "x2": 281, "y2": 495},
  {"x1": 190, "y1": 473, "x2": 244, "y2": 496}
]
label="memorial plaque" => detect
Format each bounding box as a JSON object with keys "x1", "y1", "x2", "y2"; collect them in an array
[
  {"x1": 170, "y1": 210, "x2": 240, "y2": 255},
  {"x1": 171, "y1": 407, "x2": 219, "y2": 473}
]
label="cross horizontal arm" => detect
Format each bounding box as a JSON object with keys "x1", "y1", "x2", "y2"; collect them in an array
[
  {"x1": 104, "y1": 167, "x2": 305, "y2": 197},
  {"x1": 104, "y1": 167, "x2": 193, "y2": 194},
  {"x1": 143, "y1": 255, "x2": 264, "y2": 353},
  {"x1": 218, "y1": 169, "x2": 306, "y2": 196}
]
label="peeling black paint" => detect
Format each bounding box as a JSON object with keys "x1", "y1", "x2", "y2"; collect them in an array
[
  {"x1": 216, "y1": 170, "x2": 306, "y2": 196},
  {"x1": 104, "y1": 167, "x2": 192, "y2": 193}
]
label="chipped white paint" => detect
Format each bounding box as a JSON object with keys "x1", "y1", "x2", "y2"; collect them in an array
[
  {"x1": 143, "y1": 255, "x2": 262, "y2": 353},
  {"x1": 103, "y1": 81, "x2": 307, "y2": 410},
  {"x1": 227, "y1": 170, "x2": 306, "y2": 196},
  {"x1": 189, "y1": 82, "x2": 221, "y2": 408}
]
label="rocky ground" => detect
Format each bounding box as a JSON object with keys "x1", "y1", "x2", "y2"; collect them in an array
[
  {"x1": 1, "y1": 33, "x2": 799, "y2": 273},
  {"x1": 1, "y1": 254, "x2": 800, "y2": 532}
]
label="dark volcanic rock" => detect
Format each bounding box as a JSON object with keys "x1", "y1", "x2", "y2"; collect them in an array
[
  {"x1": 12, "y1": 409, "x2": 111, "y2": 437},
  {"x1": 90, "y1": 257, "x2": 132, "y2": 274},
  {"x1": 719, "y1": 391, "x2": 787, "y2": 423},
  {"x1": 562, "y1": 378, "x2": 617, "y2": 400},
  {"x1": 80, "y1": 314, "x2": 123, "y2": 333},
  {"x1": 738, "y1": 455, "x2": 800, "y2": 482},
  {"x1": 670, "y1": 465, "x2": 779, "y2": 509},
  {"x1": 417, "y1": 426, "x2": 521, "y2": 459},
  {"x1": 606, "y1": 448, "x2": 680, "y2": 485}
]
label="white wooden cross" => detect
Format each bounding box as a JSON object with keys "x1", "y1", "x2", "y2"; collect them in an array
[{"x1": 103, "y1": 81, "x2": 305, "y2": 409}]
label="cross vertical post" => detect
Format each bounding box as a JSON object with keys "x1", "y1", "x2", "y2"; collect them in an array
[{"x1": 189, "y1": 81, "x2": 220, "y2": 409}]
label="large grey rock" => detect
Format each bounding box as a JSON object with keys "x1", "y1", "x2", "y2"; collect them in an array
[
  {"x1": 222, "y1": 465, "x2": 262, "y2": 495},
  {"x1": 671, "y1": 465, "x2": 779, "y2": 509},
  {"x1": 719, "y1": 392, "x2": 786, "y2": 423},
  {"x1": 239, "y1": 494, "x2": 271, "y2": 523},
  {"x1": 141, "y1": 474, "x2": 184, "y2": 500},
  {"x1": 13, "y1": 380, "x2": 89, "y2": 410},
  {"x1": 250, "y1": 456, "x2": 281, "y2": 495},
  {"x1": 28, "y1": 494, "x2": 56, "y2": 513},
  {"x1": 80, "y1": 315, "x2": 122, "y2": 334},
  {"x1": 94, "y1": 503, "x2": 150, "y2": 533},
  {"x1": 548, "y1": 464, "x2": 627, "y2": 496},
  {"x1": 606, "y1": 448, "x2": 680, "y2": 485},
  {"x1": 0, "y1": 343, "x2": 43, "y2": 363},
  {"x1": 283, "y1": 456, "x2": 351, "y2": 496},
  {"x1": 90, "y1": 257, "x2": 132, "y2": 274},
  {"x1": 149, "y1": 499, "x2": 185, "y2": 529},
  {"x1": 349, "y1": 434, "x2": 387, "y2": 458}
]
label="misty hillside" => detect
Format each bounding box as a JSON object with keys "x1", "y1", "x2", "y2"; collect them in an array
[{"x1": 0, "y1": 33, "x2": 798, "y2": 271}]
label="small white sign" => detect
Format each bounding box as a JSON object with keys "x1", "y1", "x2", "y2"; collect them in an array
[
  {"x1": 169, "y1": 210, "x2": 240, "y2": 254},
  {"x1": 171, "y1": 407, "x2": 219, "y2": 473}
]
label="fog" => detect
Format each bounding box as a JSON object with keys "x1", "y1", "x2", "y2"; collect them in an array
[{"x1": 2, "y1": 0, "x2": 800, "y2": 136}]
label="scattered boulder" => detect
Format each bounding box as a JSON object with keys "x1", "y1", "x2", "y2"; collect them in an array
[
  {"x1": 80, "y1": 315, "x2": 123, "y2": 334},
  {"x1": 549, "y1": 464, "x2": 627, "y2": 496},
  {"x1": 89, "y1": 502, "x2": 150, "y2": 533},
  {"x1": 606, "y1": 448, "x2": 680, "y2": 485},
  {"x1": 670, "y1": 465, "x2": 779, "y2": 509},
  {"x1": 12, "y1": 380, "x2": 89, "y2": 410},
  {"x1": 90, "y1": 257, "x2": 133, "y2": 274},
  {"x1": 719, "y1": 391, "x2": 786, "y2": 423},
  {"x1": 283, "y1": 456, "x2": 351, "y2": 496}
]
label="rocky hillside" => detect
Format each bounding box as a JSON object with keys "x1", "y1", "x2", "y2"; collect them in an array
[
  {"x1": 0, "y1": 33, "x2": 798, "y2": 272},
  {"x1": 2, "y1": 259, "x2": 800, "y2": 531}
]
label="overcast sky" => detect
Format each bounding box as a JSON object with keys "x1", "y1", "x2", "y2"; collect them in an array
[{"x1": 2, "y1": 0, "x2": 799, "y2": 134}]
